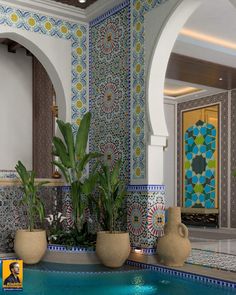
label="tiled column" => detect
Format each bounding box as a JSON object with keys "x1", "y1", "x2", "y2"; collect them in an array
[{"x1": 127, "y1": 185, "x2": 165, "y2": 253}]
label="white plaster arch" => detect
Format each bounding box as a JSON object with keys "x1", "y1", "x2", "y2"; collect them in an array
[
  {"x1": 0, "y1": 26, "x2": 71, "y2": 122},
  {"x1": 144, "y1": 0, "x2": 203, "y2": 184}
]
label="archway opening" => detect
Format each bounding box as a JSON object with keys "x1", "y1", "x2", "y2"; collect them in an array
[
  {"x1": 0, "y1": 32, "x2": 67, "y2": 178},
  {"x1": 146, "y1": 0, "x2": 236, "y2": 230}
]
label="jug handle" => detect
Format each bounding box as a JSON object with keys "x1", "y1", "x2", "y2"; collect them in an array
[{"x1": 178, "y1": 223, "x2": 188, "y2": 238}]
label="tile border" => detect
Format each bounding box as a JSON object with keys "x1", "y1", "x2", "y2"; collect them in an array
[
  {"x1": 89, "y1": 0, "x2": 129, "y2": 27},
  {"x1": 47, "y1": 244, "x2": 95, "y2": 253},
  {"x1": 127, "y1": 184, "x2": 165, "y2": 192},
  {"x1": 126, "y1": 260, "x2": 236, "y2": 289}
]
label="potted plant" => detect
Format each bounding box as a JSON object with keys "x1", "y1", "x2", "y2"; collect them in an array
[
  {"x1": 52, "y1": 112, "x2": 101, "y2": 244},
  {"x1": 14, "y1": 161, "x2": 49, "y2": 264},
  {"x1": 95, "y1": 160, "x2": 130, "y2": 268}
]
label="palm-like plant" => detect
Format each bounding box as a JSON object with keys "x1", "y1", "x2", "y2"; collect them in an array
[
  {"x1": 15, "y1": 161, "x2": 48, "y2": 231},
  {"x1": 52, "y1": 112, "x2": 101, "y2": 233},
  {"x1": 97, "y1": 160, "x2": 126, "y2": 232}
]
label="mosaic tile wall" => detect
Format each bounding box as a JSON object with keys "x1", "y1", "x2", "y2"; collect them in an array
[
  {"x1": 0, "y1": 3, "x2": 88, "y2": 178},
  {"x1": 130, "y1": 0, "x2": 167, "y2": 180},
  {"x1": 89, "y1": 0, "x2": 169, "y2": 182},
  {"x1": 89, "y1": 1, "x2": 130, "y2": 183},
  {"x1": 0, "y1": 185, "x2": 64, "y2": 252},
  {"x1": 230, "y1": 90, "x2": 236, "y2": 228},
  {"x1": 184, "y1": 120, "x2": 217, "y2": 209},
  {"x1": 127, "y1": 185, "x2": 165, "y2": 248},
  {"x1": 177, "y1": 92, "x2": 229, "y2": 227}
]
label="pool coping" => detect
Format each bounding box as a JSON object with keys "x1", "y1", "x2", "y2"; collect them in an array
[
  {"x1": 126, "y1": 260, "x2": 236, "y2": 289},
  {"x1": 2, "y1": 247, "x2": 236, "y2": 289}
]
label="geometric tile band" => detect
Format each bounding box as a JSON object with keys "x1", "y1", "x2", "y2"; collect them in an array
[
  {"x1": 131, "y1": 0, "x2": 168, "y2": 180},
  {"x1": 126, "y1": 260, "x2": 236, "y2": 289}
]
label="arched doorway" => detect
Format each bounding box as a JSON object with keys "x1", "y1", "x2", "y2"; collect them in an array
[
  {"x1": 0, "y1": 30, "x2": 67, "y2": 177},
  {"x1": 144, "y1": 0, "x2": 202, "y2": 185},
  {"x1": 145, "y1": 0, "x2": 236, "y2": 229}
]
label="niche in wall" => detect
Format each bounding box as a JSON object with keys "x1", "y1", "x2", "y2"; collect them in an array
[{"x1": 182, "y1": 105, "x2": 219, "y2": 210}]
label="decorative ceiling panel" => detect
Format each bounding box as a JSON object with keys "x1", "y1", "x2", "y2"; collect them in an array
[{"x1": 51, "y1": 0, "x2": 98, "y2": 9}]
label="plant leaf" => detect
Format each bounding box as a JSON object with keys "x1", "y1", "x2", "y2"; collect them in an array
[{"x1": 75, "y1": 112, "x2": 91, "y2": 159}]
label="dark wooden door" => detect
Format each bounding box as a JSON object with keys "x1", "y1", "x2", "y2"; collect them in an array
[{"x1": 32, "y1": 57, "x2": 54, "y2": 178}]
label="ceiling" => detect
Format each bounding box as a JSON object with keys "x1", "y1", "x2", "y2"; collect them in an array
[
  {"x1": 167, "y1": 0, "x2": 236, "y2": 100},
  {"x1": 50, "y1": 0, "x2": 98, "y2": 9}
]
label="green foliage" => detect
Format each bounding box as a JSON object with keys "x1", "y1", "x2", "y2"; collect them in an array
[
  {"x1": 96, "y1": 160, "x2": 126, "y2": 232},
  {"x1": 52, "y1": 112, "x2": 101, "y2": 233},
  {"x1": 48, "y1": 226, "x2": 96, "y2": 249},
  {"x1": 15, "y1": 161, "x2": 48, "y2": 231}
]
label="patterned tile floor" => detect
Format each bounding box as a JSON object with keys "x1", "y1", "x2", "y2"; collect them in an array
[{"x1": 187, "y1": 238, "x2": 236, "y2": 272}]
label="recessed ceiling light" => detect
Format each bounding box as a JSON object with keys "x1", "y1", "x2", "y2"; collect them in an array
[
  {"x1": 164, "y1": 86, "x2": 202, "y2": 97},
  {"x1": 181, "y1": 28, "x2": 236, "y2": 50},
  {"x1": 219, "y1": 77, "x2": 223, "y2": 81},
  {"x1": 78, "y1": 0, "x2": 86, "y2": 3}
]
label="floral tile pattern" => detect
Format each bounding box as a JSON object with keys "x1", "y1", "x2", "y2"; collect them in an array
[
  {"x1": 127, "y1": 185, "x2": 165, "y2": 248},
  {"x1": 89, "y1": 2, "x2": 130, "y2": 183}
]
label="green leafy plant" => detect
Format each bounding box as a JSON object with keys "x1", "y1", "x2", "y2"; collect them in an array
[
  {"x1": 52, "y1": 112, "x2": 101, "y2": 234},
  {"x1": 45, "y1": 212, "x2": 67, "y2": 243},
  {"x1": 96, "y1": 160, "x2": 126, "y2": 232},
  {"x1": 15, "y1": 161, "x2": 48, "y2": 231}
]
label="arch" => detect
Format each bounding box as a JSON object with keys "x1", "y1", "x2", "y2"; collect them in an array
[
  {"x1": 0, "y1": 29, "x2": 68, "y2": 121},
  {"x1": 144, "y1": 0, "x2": 203, "y2": 184}
]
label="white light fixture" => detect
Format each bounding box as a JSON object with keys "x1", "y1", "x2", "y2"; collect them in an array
[
  {"x1": 164, "y1": 86, "x2": 202, "y2": 97},
  {"x1": 134, "y1": 247, "x2": 142, "y2": 254},
  {"x1": 219, "y1": 77, "x2": 223, "y2": 81},
  {"x1": 181, "y1": 28, "x2": 236, "y2": 50},
  {"x1": 78, "y1": 0, "x2": 86, "y2": 3}
]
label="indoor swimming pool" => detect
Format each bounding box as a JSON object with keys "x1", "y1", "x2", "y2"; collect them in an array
[{"x1": 0, "y1": 262, "x2": 234, "y2": 295}]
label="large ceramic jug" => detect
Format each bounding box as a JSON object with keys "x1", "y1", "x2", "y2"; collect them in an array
[{"x1": 157, "y1": 207, "x2": 191, "y2": 266}]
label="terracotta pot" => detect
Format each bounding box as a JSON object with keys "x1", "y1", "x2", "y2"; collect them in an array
[
  {"x1": 157, "y1": 207, "x2": 191, "y2": 267},
  {"x1": 14, "y1": 229, "x2": 47, "y2": 264},
  {"x1": 96, "y1": 231, "x2": 130, "y2": 268}
]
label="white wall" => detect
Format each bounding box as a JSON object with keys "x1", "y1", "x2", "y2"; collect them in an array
[
  {"x1": 0, "y1": 28, "x2": 71, "y2": 123},
  {"x1": 0, "y1": 46, "x2": 32, "y2": 170},
  {"x1": 163, "y1": 101, "x2": 176, "y2": 208}
]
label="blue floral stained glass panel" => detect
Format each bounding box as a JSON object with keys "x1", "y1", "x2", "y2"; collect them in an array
[{"x1": 184, "y1": 120, "x2": 217, "y2": 209}]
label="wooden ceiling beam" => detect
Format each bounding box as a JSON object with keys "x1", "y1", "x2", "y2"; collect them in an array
[
  {"x1": 166, "y1": 53, "x2": 236, "y2": 90},
  {"x1": 0, "y1": 38, "x2": 8, "y2": 44},
  {"x1": 8, "y1": 41, "x2": 22, "y2": 53}
]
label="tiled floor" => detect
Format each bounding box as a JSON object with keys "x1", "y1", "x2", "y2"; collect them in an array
[
  {"x1": 187, "y1": 228, "x2": 236, "y2": 273},
  {"x1": 187, "y1": 248, "x2": 236, "y2": 272},
  {"x1": 191, "y1": 239, "x2": 236, "y2": 255}
]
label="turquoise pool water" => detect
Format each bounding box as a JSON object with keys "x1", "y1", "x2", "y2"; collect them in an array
[{"x1": 0, "y1": 264, "x2": 235, "y2": 294}]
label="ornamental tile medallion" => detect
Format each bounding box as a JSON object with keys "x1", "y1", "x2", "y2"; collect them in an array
[
  {"x1": 184, "y1": 120, "x2": 217, "y2": 209},
  {"x1": 89, "y1": 2, "x2": 130, "y2": 183},
  {"x1": 127, "y1": 185, "x2": 165, "y2": 248}
]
